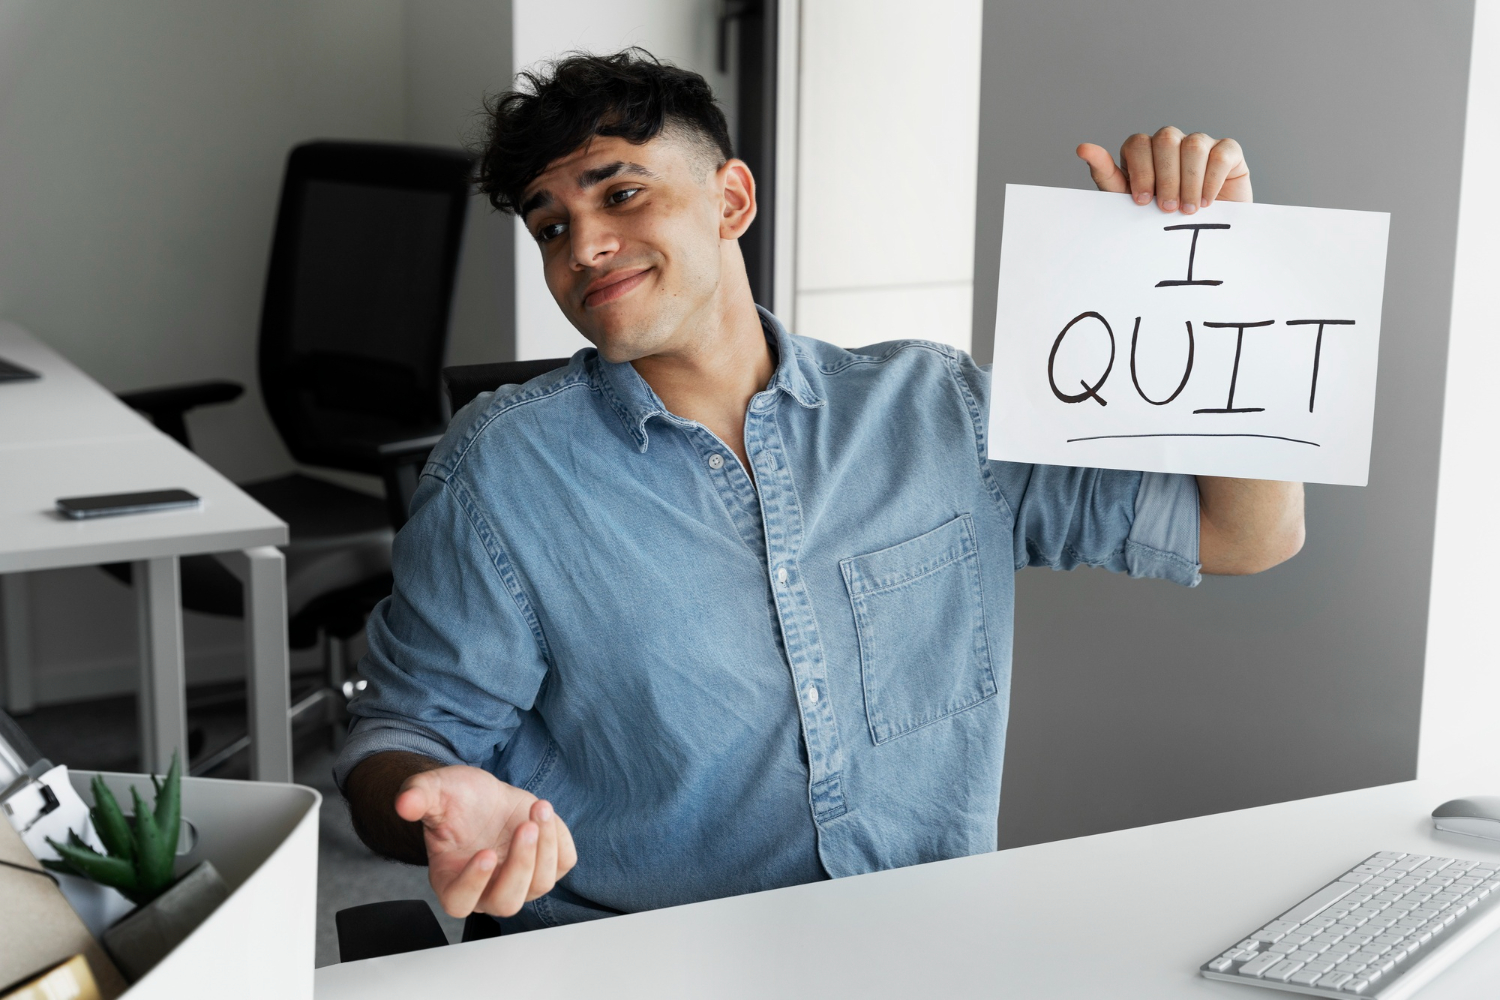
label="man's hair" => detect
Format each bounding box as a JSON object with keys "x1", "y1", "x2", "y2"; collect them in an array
[{"x1": 475, "y1": 48, "x2": 734, "y2": 215}]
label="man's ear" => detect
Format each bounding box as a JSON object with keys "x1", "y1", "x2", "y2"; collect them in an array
[{"x1": 718, "y1": 159, "x2": 757, "y2": 240}]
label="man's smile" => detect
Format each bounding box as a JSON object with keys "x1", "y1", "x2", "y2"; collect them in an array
[{"x1": 582, "y1": 266, "x2": 653, "y2": 308}]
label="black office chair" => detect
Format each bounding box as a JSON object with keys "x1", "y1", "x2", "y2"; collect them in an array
[
  {"x1": 440, "y1": 358, "x2": 572, "y2": 414},
  {"x1": 108, "y1": 141, "x2": 474, "y2": 771}
]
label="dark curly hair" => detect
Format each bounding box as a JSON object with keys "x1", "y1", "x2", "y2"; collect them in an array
[{"x1": 475, "y1": 48, "x2": 734, "y2": 215}]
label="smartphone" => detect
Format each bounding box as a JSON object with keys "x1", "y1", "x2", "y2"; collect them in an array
[
  {"x1": 0, "y1": 356, "x2": 40, "y2": 383},
  {"x1": 56, "y1": 489, "x2": 201, "y2": 520}
]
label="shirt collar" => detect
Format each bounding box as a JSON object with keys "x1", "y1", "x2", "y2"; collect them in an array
[{"x1": 595, "y1": 305, "x2": 825, "y2": 453}]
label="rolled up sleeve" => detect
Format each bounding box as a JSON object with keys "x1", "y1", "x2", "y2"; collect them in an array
[
  {"x1": 333, "y1": 470, "x2": 550, "y2": 792},
  {"x1": 1123, "y1": 471, "x2": 1201, "y2": 587}
]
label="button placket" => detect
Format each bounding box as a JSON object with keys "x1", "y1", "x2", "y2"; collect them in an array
[{"x1": 747, "y1": 408, "x2": 846, "y2": 822}]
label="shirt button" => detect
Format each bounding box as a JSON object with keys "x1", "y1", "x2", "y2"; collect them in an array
[
  {"x1": 776, "y1": 566, "x2": 788, "y2": 585},
  {"x1": 806, "y1": 685, "x2": 819, "y2": 705},
  {"x1": 707, "y1": 453, "x2": 725, "y2": 470}
]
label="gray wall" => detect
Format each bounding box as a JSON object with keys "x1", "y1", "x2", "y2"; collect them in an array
[{"x1": 971, "y1": 0, "x2": 1474, "y2": 848}]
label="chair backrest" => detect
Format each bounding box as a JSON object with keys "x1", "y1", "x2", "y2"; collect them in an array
[
  {"x1": 441, "y1": 358, "x2": 571, "y2": 413},
  {"x1": 259, "y1": 141, "x2": 475, "y2": 475}
]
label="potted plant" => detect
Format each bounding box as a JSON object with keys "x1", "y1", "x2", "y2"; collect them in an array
[{"x1": 41, "y1": 753, "x2": 229, "y2": 982}]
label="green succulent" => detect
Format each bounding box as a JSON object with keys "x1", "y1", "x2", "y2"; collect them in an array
[{"x1": 42, "y1": 752, "x2": 181, "y2": 907}]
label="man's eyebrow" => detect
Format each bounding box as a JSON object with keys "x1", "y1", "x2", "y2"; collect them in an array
[
  {"x1": 577, "y1": 161, "x2": 656, "y2": 189},
  {"x1": 520, "y1": 162, "x2": 656, "y2": 222},
  {"x1": 519, "y1": 190, "x2": 552, "y2": 222}
]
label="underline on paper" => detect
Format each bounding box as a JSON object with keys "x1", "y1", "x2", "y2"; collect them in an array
[{"x1": 1065, "y1": 433, "x2": 1321, "y2": 447}]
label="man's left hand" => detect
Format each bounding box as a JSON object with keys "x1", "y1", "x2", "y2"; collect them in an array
[{"x1": 1076, "y1": 127, "x2": 1252, "y2": 213}]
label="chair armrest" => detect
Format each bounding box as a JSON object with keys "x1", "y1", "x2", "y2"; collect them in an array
[
  {"x1": 334, "y1": 899, "x2": 449, "y2": 963},
  {"x1": 377, "y1": 434, "x2": 443, "y2": 530},
  {"x1": 117, "y1": 380, "x2": 245, "y2": 449}
]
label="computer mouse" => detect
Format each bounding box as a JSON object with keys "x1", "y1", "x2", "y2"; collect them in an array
[{"x1": 1432, "y1": 796, "x2": 1500, "y2": 841}]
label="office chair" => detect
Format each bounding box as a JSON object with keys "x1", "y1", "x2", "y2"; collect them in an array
[{"x1": 108, "y1": 141, "x2": 474, "y2": 771}]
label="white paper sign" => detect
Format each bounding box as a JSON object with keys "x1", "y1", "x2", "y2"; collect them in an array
[{"x1": 988, "y1": 184, "x2": 1389, "y2": 486}]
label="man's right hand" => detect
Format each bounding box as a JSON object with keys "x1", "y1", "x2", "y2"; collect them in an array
[{"x1": 394, "y1": 765, "x2": 578, "y2": 918}]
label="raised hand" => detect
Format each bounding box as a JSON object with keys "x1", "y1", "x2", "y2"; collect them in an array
[
  {"x1": 1076, "y1": 126, "x2": 1252, "y2": 213},
  {"x1": 394, "y1": 764, "x2": 578, "y2": 918}
]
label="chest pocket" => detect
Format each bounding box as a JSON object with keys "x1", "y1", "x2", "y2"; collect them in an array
[{"x1": 840, "y1": 513, "x2": 997, "y2": 745}]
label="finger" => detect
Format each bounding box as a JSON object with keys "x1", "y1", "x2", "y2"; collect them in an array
[
  {"x1": 527, "y1": 801, "x2": 559, "y2": 900},
  {"x1": 1202, "y1": 137, "x2": 1250, "y2": 205},
  {"x1": 1178, "y1": 132, "x2": 1213, "y2": 215},
  {"x1": 1075, "y1": 143, "x2": 1127, "y2": 194},
  {"x1": 394, "y1": 773, "x2": 438, "y2": 824},
  {"x1": 434, "y1": 849, "x2": 497, "y2": 918},
  {"x1": 1151, "y1": 126, "x2": 1184, "y2": 212},
  {"x1": 478, "y1": 821, "x2": 539, "y2": 917},
  {"x1": 555, "y1": 815, "x2": 579, "y2": 875},
  {"x1": 1118, "y1": 133, "x2": 1154, "y2": 206}
]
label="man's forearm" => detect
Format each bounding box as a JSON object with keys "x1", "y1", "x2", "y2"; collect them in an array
[
  {"x1": 1196, "y1": 476, "x2": 1305, "y2": 575},
  {"x1": 344, "y1": 751, "x2": 445, "y2": 865}
]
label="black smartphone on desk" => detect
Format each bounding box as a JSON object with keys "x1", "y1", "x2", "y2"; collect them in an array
[
  {"x1": 56, "y1": 489, "x2": 200, "y2": 519},
  {"x1": 0, "y1": 356, "x2": 40, "y2": 382}
]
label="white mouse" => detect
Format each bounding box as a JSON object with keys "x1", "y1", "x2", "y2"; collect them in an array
[{"x1": 1432, "y1": 796, "x2": 1500, "y2": 841}]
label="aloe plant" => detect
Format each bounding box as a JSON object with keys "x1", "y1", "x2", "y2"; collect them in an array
[{"x1": 42, "y1": 752, "x2": 182, "y2": 907}]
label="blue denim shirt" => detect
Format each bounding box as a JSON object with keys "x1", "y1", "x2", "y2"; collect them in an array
[{"x1": 336, "y1": 307, "x2": 1200, "y2": 931}]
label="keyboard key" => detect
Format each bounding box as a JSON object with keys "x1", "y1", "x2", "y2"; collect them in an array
[
  {"x1": 1339, "y1": 873, "x2": 1372, "y2": 885},
  {"x1": 1281, "y1": 882, "x2": 1359, "y2": 925},
  {"x1": 1268, "y1": 940, "x2": 1300, "y2": 955},
  {"x1": 1346, "y1": 977, "x2": 1372, "y2": 993},
  {"x1": 1266, "y1": 959, "x2": 1305, "y2": 982},
  {"x1": 1389, "y1": 855, "x2": 1431, "y2": 871},
  {"x1": 1473, "y1": 861, "x2": 1500, "y2": 871},
  {"x1": 1365, "y1": 875, "x2": 1396, "y2": 887},
  {"x1": 1456, "y1": 876, "x2": 1484, "y2": 886},
  {"x1": 1431, "y1": 858, "x2": 1456, "y2": 870},
  {"x1": 1317, "y1": 971, "x2": 1353, "y2": 989},
  {"x1": 1305, "y1": 959, "x2": 1336, "y2": 973},
  {"x1": 1238, "y1": 952, "x2": 1281, "y2": 977},
  {"x1": 1207, "y1": 956, "x2": 1233, "y2": 972},
  {"x1": 1290, "y1": 968, "x2": 1325, "y2": 985},
  {"x1": 1375, "y1": 852, "x2": 1407, "y2": 861},
  {"x1": 1353, "y1": 865, "x2": 1386, "y2": 875},
  {"x1": 1236, "y1": 939, "x2": 1259, "y2": 951},
  {"x1": 1289, "y1": 949, "x2": 1321, "y2": 963}
]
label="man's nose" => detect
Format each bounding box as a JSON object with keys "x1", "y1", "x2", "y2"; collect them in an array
[{"x1": 569, "y1": 214, "x2": 620, "y2": 269}]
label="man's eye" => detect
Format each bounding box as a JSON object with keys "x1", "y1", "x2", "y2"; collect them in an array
[
  {"x1": 608, "y1": 187, "x2": 641, "y2": 206},
  {"x1": 536, "y1": 222, "x2": 566, "y2": 243}
]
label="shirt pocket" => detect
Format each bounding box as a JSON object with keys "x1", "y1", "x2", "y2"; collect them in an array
[{"x1": 840, "y1": 513, "x2": 998, "y2": 745}]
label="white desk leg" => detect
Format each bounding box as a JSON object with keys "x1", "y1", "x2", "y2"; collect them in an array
[
  {"x1": 1, "y1": 574, "x2": 35, "y2": 714},
  {"x1": 134, "y1": 557, "x2": 186, "y2": 774},
  {"x1": 219, "y1": 547, "x2": 291, "y2": 783}
]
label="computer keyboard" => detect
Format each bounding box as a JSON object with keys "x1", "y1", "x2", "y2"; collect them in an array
[{"x1": 1200, "y1": 852, "x2": 1500, "y2": 998}]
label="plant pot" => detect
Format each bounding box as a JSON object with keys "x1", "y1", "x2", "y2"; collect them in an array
[{"x1": 102, "y1": 860, "x2": 230, "y2": 982}]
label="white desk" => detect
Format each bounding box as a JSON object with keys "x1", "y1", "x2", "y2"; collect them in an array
[
  {"x1": 0, "y1": 322, "x2": 293, "y2": 781},
  {"x1": 315, "y1": 779, "x2": 1500, "y2": 999}
]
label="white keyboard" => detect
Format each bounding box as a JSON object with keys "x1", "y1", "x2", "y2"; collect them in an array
[{"x1": 1200, "y1": 852, "x2": 1500, "y2": 998}]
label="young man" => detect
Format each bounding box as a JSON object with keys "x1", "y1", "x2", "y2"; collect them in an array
[{"x1": 339, "y1": 51, "x2": 1303, "y2": 932}]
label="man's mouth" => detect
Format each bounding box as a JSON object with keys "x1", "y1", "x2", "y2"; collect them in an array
[{"x1": 583, "y1": 267, "x2": 652, "y2": 308}]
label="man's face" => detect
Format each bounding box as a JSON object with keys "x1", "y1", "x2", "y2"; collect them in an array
[{"x1": 518, "y1": 133, "x2": 741, "y2": 364}]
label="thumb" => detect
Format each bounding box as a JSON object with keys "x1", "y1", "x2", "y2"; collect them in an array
[
  {"x1": 395, "y1": 772, "x2": 441, "y2": 824},
  {"x1": 1076, "y1": 142, "x2": 1127, "y2": 194}
]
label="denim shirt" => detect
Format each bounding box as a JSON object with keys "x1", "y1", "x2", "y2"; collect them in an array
[{"x1": 336, "y1": 307, "x2": 1200, "y2": 931}]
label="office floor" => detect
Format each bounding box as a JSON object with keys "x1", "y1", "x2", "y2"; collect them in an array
[{"x1": 12, "y1": 683, "x2": 465, "y2": 967}]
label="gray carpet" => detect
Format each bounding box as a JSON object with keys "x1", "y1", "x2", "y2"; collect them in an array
[{"x1": 12, "y1": 685, "x2": 465, "y2": 967}]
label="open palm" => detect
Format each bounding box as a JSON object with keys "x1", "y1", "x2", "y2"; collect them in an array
[{"x1": 395, "y1": 764, "x2": 577, "y2": 918}]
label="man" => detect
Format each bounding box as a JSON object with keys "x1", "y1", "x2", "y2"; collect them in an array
[{"x1": 339, "y1": 50, "x2": 1303, "y2": 932}]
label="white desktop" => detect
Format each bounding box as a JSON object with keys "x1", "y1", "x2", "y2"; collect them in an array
[{"x1": 313, "y1": 777, "x2": 1500, "y2": 999}]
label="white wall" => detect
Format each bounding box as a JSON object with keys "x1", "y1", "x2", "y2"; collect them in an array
[
  {"x1": 792, "y1": 0, "x2": 982, "y2": 352},
  {"x1": 0, "y1": 0, "x2": 512, "y2": 706},
  {"x1": 1418, "y1": 0, "x2": 1500, "y2": 789},
  {"x1": 510, "y1": 0, "x2": 734, "y2": 360}
]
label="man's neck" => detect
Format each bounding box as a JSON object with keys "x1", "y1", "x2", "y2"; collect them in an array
[{"x1": 630, "y1": 292, "x2": 774, "y2": 476}]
